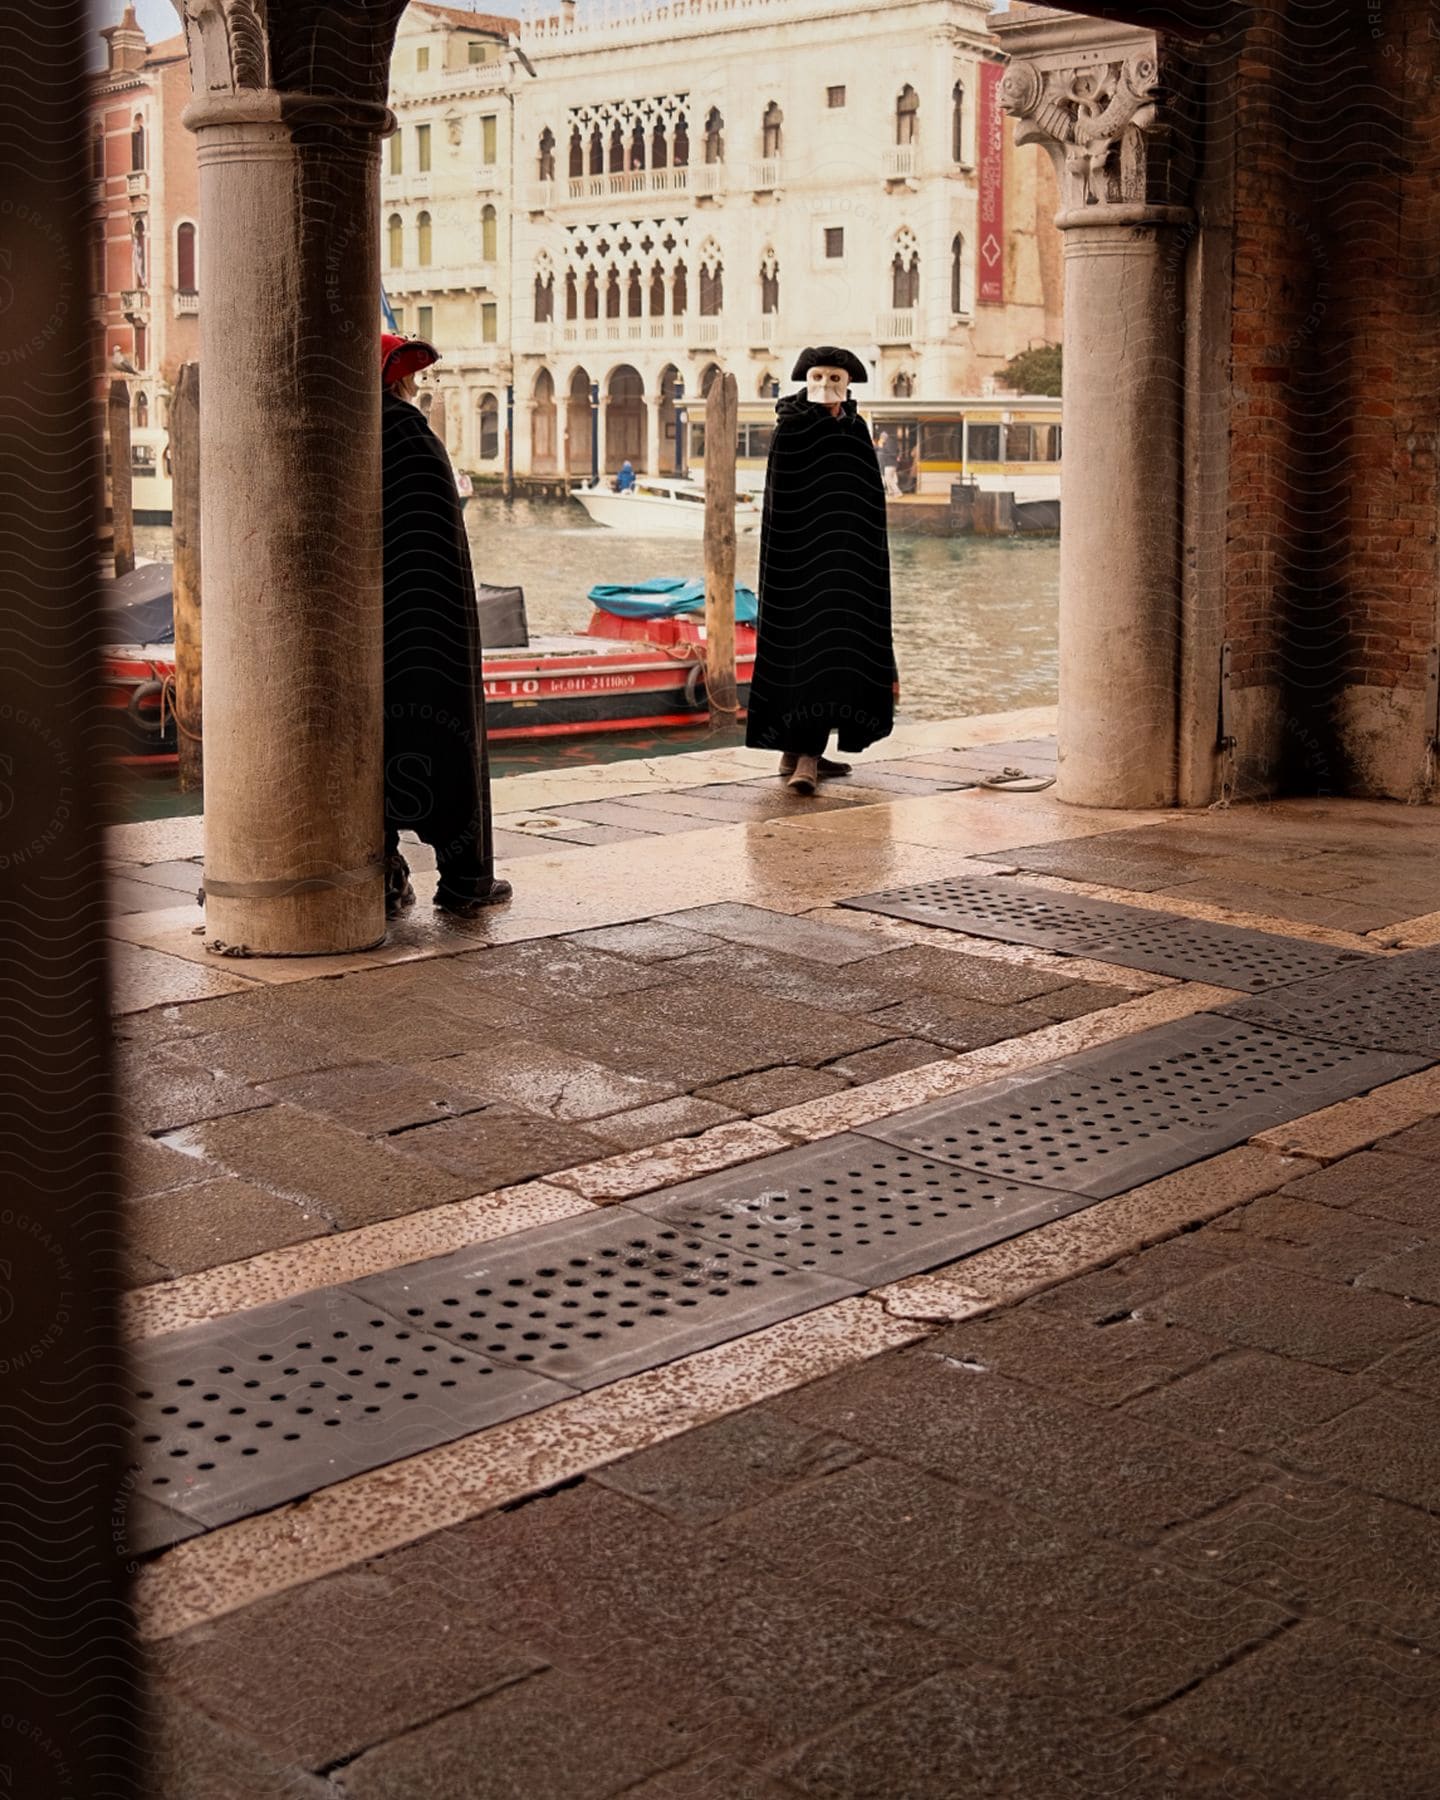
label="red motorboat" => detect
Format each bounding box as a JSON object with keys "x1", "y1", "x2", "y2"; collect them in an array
[{"x1": 100, "y1": 568, "x2": 756, "y2": 763}]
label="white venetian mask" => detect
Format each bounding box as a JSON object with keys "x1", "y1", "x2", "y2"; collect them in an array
[{"x1": 805, "y1": 366, "x2": 849, "y2": 406}]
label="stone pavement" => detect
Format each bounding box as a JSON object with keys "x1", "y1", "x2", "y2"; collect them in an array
[{"x1": 111, "y1": 713, "x2": 1440, "y2": 1799}]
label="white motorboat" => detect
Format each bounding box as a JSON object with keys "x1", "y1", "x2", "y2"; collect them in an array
[{"x1": 572, "y1": 475, "x2": 762, "y2": 538}]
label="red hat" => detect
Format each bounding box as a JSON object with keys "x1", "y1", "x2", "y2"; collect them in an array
[{"x1": 381, "y1": 331, "x2": 441, "y2": 386}]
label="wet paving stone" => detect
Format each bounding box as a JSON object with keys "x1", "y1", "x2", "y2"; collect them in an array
[
  {"x1": 140, "y1": 1692, "x2": 333, "y2": 1800},
  {"x1": 387, "y1": 1482, "x2": 946, "y2": 1765},
  {"x1": 176, "y1": 1105, "x2": 476, "y2": 1229},
  {"x1": 420, "y1": 1040, "x2": 678, "y2": 1122},
  {"x1": 258, "y1": 1061, "x2": 490, "y2": 1136},
  {"x1": 587, "y1": 1094, "x2": 741, "y2": 1150},
  {"x1": 387, "y1": 1105, "x2": 612, "y2": 1192},
  {"x1": 1123, "y1": 1348, "x2": 1371, "y2": 1455},
  {"x1": 563, "y1": 919, "x2": 718, "y2": 962},
  {"x1": 127, "y1": 1177, "x2": 329, "y2": 1277},
  {"x1": 1203, "y1": 1193, "x2": 1426, "y2": 1284},
  {"x1": 437, "y1": 937, "x2": 682, "y2": 1011},
  {"x1": 696, "y1": 1065, "x2": 850, "y2": 1116},
  {"x1": 1145, "y1": 1261, "x2": 1438, "y2": 1373},
  {"x1": 718, "y1": 1455, "x2": 1285, "y2": 1712},
  {"x1": 657, "y1": 901, "x2": 892, "y2": 963},
  {"x1": 166, "y1": 1021, "x2": 357, "y2": 1085},
  {"x1": 117, "y1": 1044, "x2": 265, "y2": 1135},
  {"x1": 768, "y1": 1349, "x2": 1260, "y2": 1545},
  {"x1": 856, "y1": 942, "x2": 1073, "y2": 1007},
  {"x1": 862, "y1": 994, "x2": 1054, "y2": 1053},
  {"x1": 155, "y1": 1565, "x2": 544, "y2": 1771},
  {"x1": 1288, "y1": 1384, "x2": 1440, "y2": 1511},
  {"x1": 594, "y1": 1406, "x2": 864, "y2": 1526},
  {"x1": 337, "y1": 1667, "x2": 693, "y2": 1800},
  {"x1": 661, "y1": 940, "x2": 903, "y2": 1015},
  {"x1": 123, "y1": 1132, "x2": 227, "y2": 1199},
  {"x1": 927, "y1": 1306, "x2": 1222, "y2": 1409},
  {"x1": 1153, "y1": 1620, "x2": 1440, "y2": 1800},
  {"x1": 1163, "y1": 1478, "x2": 1440, "y2": 1652},
  {"x1": 1278, "y1": 1151, "x2": 1440, "y2": 1228},
  {"x1": 776, "y1": 1668, "x2": 1256, "y2": 1800}
]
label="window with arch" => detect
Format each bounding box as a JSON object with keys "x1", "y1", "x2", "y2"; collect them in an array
[
  {"x1": 627, "y1": 265, "x2": 643, "y2": 317},
  {"x1": 649, "y1": 262, "x2": 666, "y2": 316},
  {"x1": 134, "y1": 391, "x2": 148, "y2": 428},
  {"x1": 609, "y1": 124, "x2": 625, "y2": 173},
  {"x1": 896, "y1": 85, "x2": 918, "y2": 146},
  {"x1": 699, "y1": 361, "x2": 721, "y2": 397},
  {"x1": 176, "y1": 221, "x2": 197, "y2": 293},
  {"x1": 539, "y1": 128, "x2": 555, "y2": 180},
  {"x1": 387, "y1": 213, "x2": 403, "y2": 267},
  {"x1": 565, "y1": 271, "x2": 578, "y2": 319},
  {"x1": 759, "y1": 370, "x2": 779, "y2": 398},
  {"x1": 478, "y1": 393, "x2": 499, "y2": 460},
  {"x1": 759, "y1": 248, "x2": 779, "y2": 316},
  {"x1": 532, "y1": 367, "x2": 557, "y2": 466},
  {"x1": 891, "y1": 229, "x2": 919, "y2": 309},
  {"x1": 481, "y1": 205, "x2": 497, "y2": 262},
  {"x1": 630, "y1": 121, "x2": 646, "y2": 171},
  {"x1": 952, "y1": 81, "x2": 965, "y2": 162},
  {"x1": 672, "y1": 260, "x2": 688, "y2": 317},
  {"x1": 704, "y1": 107, "x2": 724, "y2": 164},
  {"x1": 569, "y1": 127, "x2": 584, "y2": 178},
  {"x1": 534, "y1": 271, "x2": 554, "y2": 322},
  {"x1": 892, "y1": 371, "x2": 914, "y2": 398},
  {"x1": 673, "y1": 113, "x2": 689, "y2": 166},
  {"x1": 417, "y1": 212, "x2": 432, "y2": 267},
  {"x1": 698, "y1": 245, "x2": 723, "y2": 316},
  {"x1": 92, "y1": 127, "x2": 104, "y2": 180},
  {"x1": 584, "y1": 270, "x2": 599, "y2": 319},
  {"x1": 588, "y1": 127, "x2": 604, "y2": 175},
  {"x1": 761, "y1": 101, "x2": 782, "y2": 159},
  {"x1": 131, "y1": 218, "x2": 147, "y2": 288},
  {"x1": 950, "y1": 233, "x2": 968, "y2": 313},
  {"x1": 130, "y1": 113, "x2": 145, "y2": 172},
  {"x1": 651, "y1": 119, "x2": 668, "y2": 168},
  {"x1": 605, "y1": 268, "x2": 621, "y2": 318}
]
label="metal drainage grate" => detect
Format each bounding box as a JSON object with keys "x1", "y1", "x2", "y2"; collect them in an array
[
  {"x1": 839, "y1": 874, "x2": 1139, "y2": 949},
  {"x1": 628, "y1": 1134, "x2": 1083, "y2": 1286},
  {"x1": 351, "y1": 1208, "x2": 855, "y2": 1392},
  {"x1": 130, "y1": 1289, "x2": 567, "y2": 1532},
  {"x1": 858, "y1": 1014, "x2": 1427, "y2": 1198},
  {"x1": 839, "y1": 875, "x2": 1373, "y2": 992},
  {"x1": 1224, "y1": 948, "x2": 1440, "y2": 1059}
]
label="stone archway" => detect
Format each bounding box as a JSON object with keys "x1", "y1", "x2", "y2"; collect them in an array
[
  {"x1": 532, "y1": 367, "x2": 557, "y2": 473},
  {"x1": 605, "y1": 364, "x2": 645, "y2": 472},
  {"x1": 564, "y1": 367, "x2": 593, "y2": 478},
  {"x1": 656, "y1": 362, "x2": 682, "y2": 475}
]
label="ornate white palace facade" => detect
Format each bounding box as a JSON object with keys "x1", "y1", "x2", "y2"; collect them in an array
[{"x1": 385, "y1": 0, "x2": 1061, "y2": 479}]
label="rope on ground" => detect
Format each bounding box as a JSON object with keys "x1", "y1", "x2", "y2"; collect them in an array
[{"x1": 977, "y1": 766, "x2": 1056, "y2": 792}]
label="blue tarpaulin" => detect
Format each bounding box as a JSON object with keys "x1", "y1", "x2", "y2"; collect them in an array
[{"x1": 588, "y1": 577, "x2": 758, "y2": 624}]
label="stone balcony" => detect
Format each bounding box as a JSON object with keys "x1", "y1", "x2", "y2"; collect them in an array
[
  {"x1": 747, "y1": 314, "x2": 778, "y2": 349},
  {"x1": 883, "y1": 144, "x2": 918, "y2": 184},
  {"x1": 876, "y1": 309, "x2": 917, "y2": 344},
  {"x1": 126, "y1": 169, "x2": 148, "y2": 207},
  {"x1": 121, "y1": 288, "x2": 149, "y2": 321},
  {"x1": 387, "y1": 264, "x2": 498, "y2": 294},
  {"x1": 559, "y1": 318, "x2": 685, "y2": 347},
  {"x1": 174, "y1": 290, "x2": 199, "y2": 317}
]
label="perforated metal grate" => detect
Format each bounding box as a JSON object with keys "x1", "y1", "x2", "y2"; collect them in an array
[
  {"x1": 840, "y1": 875, "x2": 1374, "y2": 991},
  {"x1": 1224, "y1": 947, "x2": 1440, "y2": 1058},
  {"x1": 352, "y1": 1208, "x2": 856, "y2": 1391},
  {"x1": 629, "y1": 1134, "x2": 1082, "y2": 1285},
  {"x1": 839, "y1": 874, "x2": 1137, "y2": 949},
  {"x1": 859, "y1": 1014, "x2": 1426, "y2": 1198},
  {"x1": 131, "y1": 1290, "x2": 568, "y2": 1529}
]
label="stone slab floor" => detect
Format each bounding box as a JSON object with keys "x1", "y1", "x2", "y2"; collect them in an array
[{"x1": 112, "y1": 715, "x2": 1440, "y2": 1799}]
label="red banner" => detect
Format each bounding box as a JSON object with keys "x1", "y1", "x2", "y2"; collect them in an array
[{"x1": 977, "y1": 60, "x2": 1004, "y2": 306}]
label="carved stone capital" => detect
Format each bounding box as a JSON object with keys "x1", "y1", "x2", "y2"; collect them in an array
[
  {"x1": 990, "y1": 11, "x2": 1194, "y2": 222},
  {"x1": 172, "y1": 0, "x2": 409, "y2": 117}
]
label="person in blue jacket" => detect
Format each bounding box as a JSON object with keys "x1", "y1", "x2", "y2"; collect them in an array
[{"x1": 615, "y1": 459, "x2": 636, "y2": 492}]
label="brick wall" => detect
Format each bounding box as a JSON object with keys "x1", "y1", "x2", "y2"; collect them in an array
[{"x1": 1223, "y1": 0, "x2": 1440, "y2": 796}]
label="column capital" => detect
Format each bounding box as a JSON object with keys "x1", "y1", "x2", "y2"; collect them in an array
[
  {"x1": 991, "y1": 12, "x2": 1194, "y2": 222},
  {"x1": 172, "y1": 0, "x2": 407, "y2": 118}
]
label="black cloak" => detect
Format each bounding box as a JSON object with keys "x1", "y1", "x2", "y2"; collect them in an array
[
  {"x1": 380, "y1": 386, "x2": 495, "y2": 882},
  {"x1": 744, "y1": 391, "x2": 896, "y2": 756}
]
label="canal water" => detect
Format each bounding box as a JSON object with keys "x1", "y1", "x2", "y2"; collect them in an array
[{"x1": 119, "y1": 498, "x2": 1057, "y2": 820}]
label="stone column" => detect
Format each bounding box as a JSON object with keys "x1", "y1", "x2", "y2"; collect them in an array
[
  {"x1": 995, "y1": 13, "x2": 1195, "y2": 808},
  {"x1": 644, "y1": 392, "x2": 664, "y2": 476},
  {"x1": 176, "y1": 0, "x2": 408, "y2": 953}
]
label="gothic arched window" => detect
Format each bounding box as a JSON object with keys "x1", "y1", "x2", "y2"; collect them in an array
[
  {"x1": 539, "y1": 128, "x2": 555, "y2": 180},
  {"x1": 761, "y1": 101, "x2": 782, "y2": 159},
  {"x1": 588, "y1": 127, "x2": 604, "y2": 175},
  {"x1": 535, "y1": 273, "x2": 554, "y2": 322},
  {"x1": 672, "y1": 260, "x2": 688, "y2": 316},
  {"x1": 699, "y1": 258, "x2": 723, "y2": 316},
  {"x1": 952, "y1": 82, "x2": 965, "y2": 162},
  {"x1": 651, "y1": 120, "x2": 668, "y2": 168},
  {"x1": 896, "y1": 85, "x2": 918, "y2": 147},
  {"x1": 704, "y1": 107, "x2": 724, "y2": 164},
  {"x1": 630, "y1": 122, "x2": 646, "y2": 170},
  {"x1": 673, "y1": 113, "x2": 689, "y2": 167},
  {"x1": 569, "y1": 126, "x2": 584, "y2": 178},
  {"x1": 584, "y1": 269, "x2": 599, "y2": 319},
  {"x1": 388, "y1": 214, "x2": 403, "y2": 267},
  {"x1": 649, "y1": 262, "x2": 666, "y2": 315},
  {"x1": 609, "y1": 124, "x2": 625, "y2": 173},
  {"x1": 130, "y1": 113, "x2": 145, "y2": 172},
  {"x1": 627, "y1": 265, "x2": 643, "y2": 317},
  {"x1": 605, "y1": 267, "x2": 621, "y2": 317},
  {"x1": 892, "y1": 371, "x2": 914, "y2": 398},
  {"x1": 759, "y1": 251, "x2": 778, "y2": 315},
  {"x1": 176, "y1": 221, "x2": 197, "y2": 293},
  {"x1": 950, "y1": 233, "x2": 966, "y2": 313},
  {"x1": 417, "y1": 211, "x2": 432, "y2": 267},
  {"x1": 566, "y1": 271, "x2": 578, "y2": 319}
]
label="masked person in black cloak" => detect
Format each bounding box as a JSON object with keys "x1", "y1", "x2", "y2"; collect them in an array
[
  {"x1": 380, "y1": 332, "x2": 511, "y2": 918},
  {"x1": 744, "y1": 347, "x2": 897, "y2": 794}
]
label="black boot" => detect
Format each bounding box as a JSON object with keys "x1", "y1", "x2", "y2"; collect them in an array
[{"x1": 434, "y1": 876, "x2": 513, "y2": 916}]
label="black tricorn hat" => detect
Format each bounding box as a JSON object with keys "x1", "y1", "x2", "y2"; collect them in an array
[{"x1": 790, "y1": 345, "x2": 868, "y2": 384}]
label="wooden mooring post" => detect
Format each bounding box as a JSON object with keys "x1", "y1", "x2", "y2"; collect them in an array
[
  {"x1": 107, "y1": 376, "x2": 134, "y2": 577},
  {"x1": 702, "y1": 371, "x2": 739, "y2": 728},
  {"x1": 171, "y1": 362, "x2": 203, "y2": 792}
]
